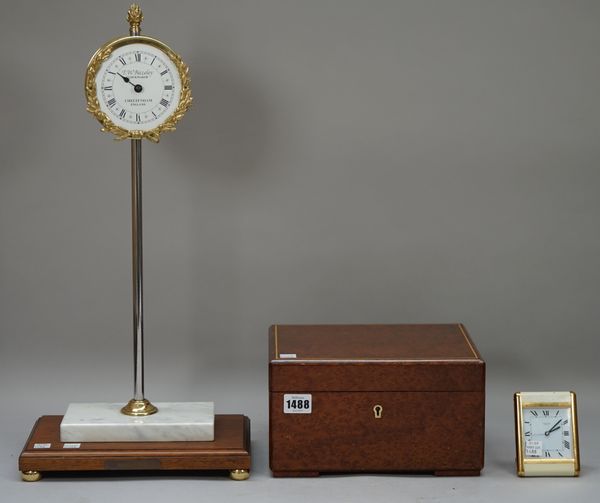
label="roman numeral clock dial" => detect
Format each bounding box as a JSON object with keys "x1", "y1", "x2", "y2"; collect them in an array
[
  {"x1": 85, "y1": 5, "x2": 192, "y2": 142},
  {"x1": 99, "y1": 48, "x2": 175, "y2": 128},
  {"x1": 522, "y1": 408, "x2": 572, "y2": 458}
]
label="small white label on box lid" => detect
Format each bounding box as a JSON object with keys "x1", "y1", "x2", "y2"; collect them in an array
[{"x1": 283, "y1": 394, "x2": 312, "y2": 414}]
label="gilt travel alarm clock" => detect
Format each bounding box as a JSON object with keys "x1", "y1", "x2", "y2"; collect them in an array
[{"x1": 514, "y1": 391, "x2": 580, "y2": 477}]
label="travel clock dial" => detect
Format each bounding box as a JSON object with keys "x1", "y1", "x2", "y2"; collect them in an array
[{"x1": 522, "y1": 407, "x2": 572, "y2": 459}]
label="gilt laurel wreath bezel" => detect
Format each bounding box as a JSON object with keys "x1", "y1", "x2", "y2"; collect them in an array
[{"x1": 85, "y1": 35, "x2": 192, "y2": 143}]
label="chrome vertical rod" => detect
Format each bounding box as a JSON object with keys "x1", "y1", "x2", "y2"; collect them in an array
[
  {"x1": 121, "y1": 138, "x2": 157, "y2": 415},
  {"x1": 131, "y1": 139, "x2": 144, "y2": 402},
  {"x1": 121, "y1": 4, "x2": 157, "y2": 416}
]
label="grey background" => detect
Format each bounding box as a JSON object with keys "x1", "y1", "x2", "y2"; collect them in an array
[{"x1": 0, "y1": 0, "x2": 598, "y2": 501}]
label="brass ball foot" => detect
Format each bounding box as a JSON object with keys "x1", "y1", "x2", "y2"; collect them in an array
[
  {"x1": 230, "y1": 469, "x2": 250, "y2": 481},
  {"x1": 121, "y1": 398, "x2": 158, "y2": 416},
  {"x1": 21, "y1": 470, "x2": 41, "y2": 482}
]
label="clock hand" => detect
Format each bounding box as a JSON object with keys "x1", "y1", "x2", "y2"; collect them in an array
[
  {"x1": 117, "y1": 72, "x2": 134, "y2": 85},
  {"x1": 544, "y1": 419, "x2": 562, "y2": 436},
  {"x1": 117, "y1": 73, "x2": 144, "y2": 93}
]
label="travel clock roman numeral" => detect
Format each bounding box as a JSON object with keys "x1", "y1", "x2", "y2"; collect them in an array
[
  {"x1": 107, "y1": 98, "x2": 116, "y2": 107},
  {"x1": 119, "y1": 109, "x2": 127, "y2": 119},
  {"x1": 160, "y1": 69, "x2": 168, "y2": 76},
  {"x1": 135, "y1": 52, "x2": 141, "y2": 62},
  {"x1": 160, "y1": 98, "x2": 169, "y2": 107},
  {"x1": 119, "y1": 56, "x2": 126, "y2": 65}
]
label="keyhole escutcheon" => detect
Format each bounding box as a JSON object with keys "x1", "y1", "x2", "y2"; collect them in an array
[{"x1": 373, "y1": 404, "x2": 383, "y2": 419}]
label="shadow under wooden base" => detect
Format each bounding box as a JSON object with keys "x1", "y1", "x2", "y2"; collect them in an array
[
  {"x1": 271, "y1": 469, "x2": 481, "y2": 477},
  {"x1": 19, "y1": 415, "x2": 251, "y2": 480}
]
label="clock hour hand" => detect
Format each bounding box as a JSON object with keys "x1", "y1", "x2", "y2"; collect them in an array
[
  {"x1": 117, "y1": 72, "x2": 133, "y2": 84},
  {"x1": 545, "y1": 419, "x2": 562, "y2": 436},
  {"x1": 117, "y1": 72, "x2": 143, "y2": 93}
]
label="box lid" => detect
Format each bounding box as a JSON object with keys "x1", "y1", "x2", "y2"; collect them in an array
[{"x1": 269, "y1": 324, "x2": 485, "y2": 392}]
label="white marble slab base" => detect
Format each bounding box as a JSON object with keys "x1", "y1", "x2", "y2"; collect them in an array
[{"x1": 60, "y1": 402, "x2": 214, "y2": 442}]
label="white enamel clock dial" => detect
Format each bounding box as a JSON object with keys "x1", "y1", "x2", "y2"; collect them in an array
[
  {"x1": 95, "y1": 42, "x2": 181, "y2": 132},
  {"x1": 522, "y1": 407, "x2": 572, "y2": 459}
]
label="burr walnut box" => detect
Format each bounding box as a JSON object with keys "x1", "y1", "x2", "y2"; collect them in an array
[{"x1": 269, "y1": 324, "x2": 485, "y2": 477}]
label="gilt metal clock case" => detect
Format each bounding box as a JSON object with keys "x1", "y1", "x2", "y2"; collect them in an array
[
  {"x1": 514, "y1": 391, "x2": 580, "y2": 477},
  {"x1": 85, "y1": 35, "x2": 192, "y2": 142}
]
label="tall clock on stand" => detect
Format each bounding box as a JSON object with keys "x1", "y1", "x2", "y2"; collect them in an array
[{"x1": 18, "y1": 5, "x2": 251, "y2": 481}]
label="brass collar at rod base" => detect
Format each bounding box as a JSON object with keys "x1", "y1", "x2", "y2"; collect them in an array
[{"x1": 121, "y1": 399, "x2": 158, "y2": 416}]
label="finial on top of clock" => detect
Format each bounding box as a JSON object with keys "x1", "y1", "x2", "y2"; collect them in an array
[{"x1": 127, "y1": 4, "x2": 143, "y2": 35}]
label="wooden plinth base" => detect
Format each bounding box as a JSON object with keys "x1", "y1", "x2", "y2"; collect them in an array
[{"x1": 19, "y1": 415, "x2": 251, "y2": 481}]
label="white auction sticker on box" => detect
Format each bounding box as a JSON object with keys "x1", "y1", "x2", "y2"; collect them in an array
[
  {"x1": 283, "y1": 394, "x2": 312, "y2": 414},
  {"x1": 33, "y1": 443, "x2": 51, "y2": 449},
  {"x1": 63, "y1": 443, "x2": 81, "y2": 449},
  {"x1": 525, "y1": 440, "x2": 543, "y2": 457}
]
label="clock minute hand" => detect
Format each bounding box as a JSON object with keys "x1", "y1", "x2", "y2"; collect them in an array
[{"x1": 544, "y1": 419, "x2": 562, "y2": 436}]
